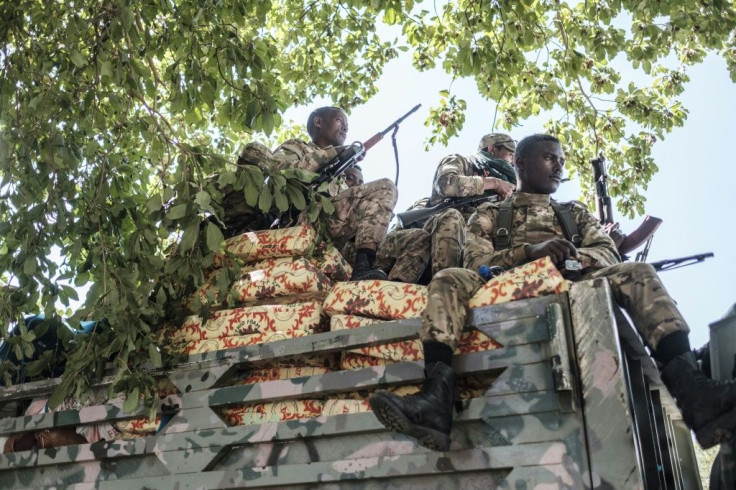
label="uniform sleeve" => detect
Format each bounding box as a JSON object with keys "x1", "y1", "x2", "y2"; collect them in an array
[
  {"x1": 433, "y1": 154, "x2": 485, "y2": 198},
  {"x1": 271, "y1": 139, "x2": 340, "y2": 172},
  {"x1": 570, "y1": 202, "x2": 621, "y2": 271},
  {"x1": 464, "y1": 204, "x2": 530, "y2": 271}
]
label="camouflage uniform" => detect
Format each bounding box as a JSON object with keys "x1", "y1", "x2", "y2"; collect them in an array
[
  {"x1": 421, "y1": 192, "x2": 689, "y2": 351},
  {"x1": 218, "y1": 142, "x2": 276, "y2": 235},
  {"x1": 375, "y1": 228, "x2": 431, "y2": 283},
  {"x1": 266, "y1": 139, "x2": 398, "y2": 252},
  {"x1": 423, "y1": 150, "x2": 516, "y2": 275}
]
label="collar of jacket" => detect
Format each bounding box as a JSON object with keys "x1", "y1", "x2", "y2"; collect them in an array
[{"x1": 512, "y1": 192, "x2": 552, "y2": 206}]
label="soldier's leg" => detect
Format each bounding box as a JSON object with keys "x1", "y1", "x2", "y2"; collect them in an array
[
  {"x1": 329, "y1": 178, "x2": 398, "y2": 251},
  {"x1": 370, "y1": 268, "x2": 485, "y2": 450},
  {"x1": 582, "y1": 262, "x2": 688, "y2": 349},
  {"x1": 583, "y1": 262, "x2": 736, "y2": 448},
  {"x1": 329, "y1": 178, "x2": 398, "y2": 280},
  {"x1": 423, "y1": 208, "x2": 465, "y2": 276},
  {"x1": 375, "y1": 228, "x2": 431, "y2": 283}
]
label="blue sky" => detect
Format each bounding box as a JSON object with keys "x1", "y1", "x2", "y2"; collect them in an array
[{"x1": 283, "y1": 51, "x2": 735, "y2": 350}]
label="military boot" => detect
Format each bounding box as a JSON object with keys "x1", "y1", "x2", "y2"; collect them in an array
[
  {"x1": 369, "y1": 361, "x2": 456, "y2": 451},
  {"x1": 661, "y1": 351, "x2": 736, "y2": 448},
  {"x1": 351, "y1": 249, "x2": 388, "y2": 281}
]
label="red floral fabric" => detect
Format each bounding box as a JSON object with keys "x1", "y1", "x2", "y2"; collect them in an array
[
  {"x1": 323, "y1": 281, "x2": 428, "y2": 320},
  {"x1": 169, "y1": 301, "x2": 323, "y2": 344},
  {"x1": 468, "y1": 256, "x2": 569, "y2": 308}
]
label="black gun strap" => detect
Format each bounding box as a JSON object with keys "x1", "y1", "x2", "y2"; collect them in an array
[
  {"x1": 551, "y1": 201, "x2": 582, "y2": 247},
  {"x1": 494, "y1": 199, "x2": 581, "y2": 250},
  {"x1": 493, "y1": 200, "x2": 514, "y2": 250}
]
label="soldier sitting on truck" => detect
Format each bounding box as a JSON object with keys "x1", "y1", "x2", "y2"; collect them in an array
[
  {"x1": 373, "y1": 134, "x2": 518, "y2": 284},
  {"x1": 370, "y1": 133, "x2": 736, "y2": 452},
  {"x1": 237, "y1": 106, "x2": 398, "y2": 281}
]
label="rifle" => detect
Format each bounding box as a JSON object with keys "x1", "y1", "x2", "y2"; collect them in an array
[
  {"x1": 313, "y1": 104, "x2": 421, "y2": 186},
  {"x1": 590, "y1": 153, "x2": 663, "y2": 256},
  {"x1": 650, "y1": 253, "x2": 714, "y2": 272},
  {"x1": 396, "y1": 193, "x2": 500, "y2": 229}
]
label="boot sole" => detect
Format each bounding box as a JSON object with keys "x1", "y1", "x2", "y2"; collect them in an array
[
  {"x1": 694, "y1": 404, "x2": 736, "y2": 449},
  {"x1": 369, "y1": 391, "x2": 451, "y2": 452}
]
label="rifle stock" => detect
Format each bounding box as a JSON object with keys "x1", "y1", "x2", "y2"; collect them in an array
[{"x1": 617, "y1": 215, "x2": 663, "y2": 255}]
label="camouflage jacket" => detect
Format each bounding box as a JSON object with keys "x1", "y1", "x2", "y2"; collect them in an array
[
  {"x1": 464, "y1": 192, "x2": 620, "y2": 273},
  {"x1": 429, "y1": 150, "x2": 516, "y2": 206},
  {"x1": 270, "y1": 139, "x2": 346, "y2": 196}
]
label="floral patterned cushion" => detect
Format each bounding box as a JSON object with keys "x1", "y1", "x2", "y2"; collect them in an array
[
  {"x1": 169, "y1": 301, "x2": 323, "y2": 344},
  {"x1": 323, "y1": 281, "x2": 427, "y2": 320},
  {"x1": 468, "y1": 256, "x2": 570, "y2": 308}
]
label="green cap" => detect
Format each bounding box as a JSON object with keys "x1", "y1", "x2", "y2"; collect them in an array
[{"x1": 478, "y1": 133, "x2": 516, "y2": 151}]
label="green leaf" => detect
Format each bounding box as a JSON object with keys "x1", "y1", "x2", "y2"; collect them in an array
[
  {"x1": 166, "y1": 204, "x2": 188, "y2": 220},
  {"x1": 124, "y1": 387, "x2": 140, "y2": 413},
  {"x1": 148, "y1": 344, "x2": 163, "y2": 368},
  {"x1": 70, "y1": 51, "x2": 86, "y2": 68},
  {"x1": 274, "y1": 188, "x2": 289, "y2": 212},
  {"x1": 23, "y1": 256, "x2": 37, "y2": 275},
  {"x1": 206, "y1": 221, "x2": 224, "y2": 252},
  {"x1": 258, "y1": 183, "x2": 273, "y2": 213},
  {"x1": 180, "y1": 223, "x2": 199, "y2": 251},
  {"x1": 145, "y1": 194, "x2": 163, "y2": 213},
  {"x1": 284, "y1": 184, "x2": 306, "y2": 210},
  {"x1": 320, "y1": 195, "x2": 335, "y2": 215}
]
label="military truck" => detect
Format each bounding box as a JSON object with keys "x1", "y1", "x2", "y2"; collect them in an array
[{"x1": 0, "y1": 271, "x2": 705, "y2": 489}]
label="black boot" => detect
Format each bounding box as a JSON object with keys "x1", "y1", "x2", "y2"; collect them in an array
[
  {"x1": 369, "y1": 361, "x2": 456, "y2": 451},
  {"x1": 661, "y1": 351, "x2": 736, "y2": 448},
  {"x1": 351, "y1": 248, "x2": 388, "y2": 281}
]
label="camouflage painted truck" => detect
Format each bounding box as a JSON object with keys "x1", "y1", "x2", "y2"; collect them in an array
[{"x1": 0, "y1": 226, "x2": 704, "y2": 489}]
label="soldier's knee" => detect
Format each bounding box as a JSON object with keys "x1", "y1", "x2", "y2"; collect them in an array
[
  {"x1": 614, "y1": 262, "x2": 657, "y2": 277},
  {"x1": 431, "y1": 267, "x2": 471, "y2": 285}
]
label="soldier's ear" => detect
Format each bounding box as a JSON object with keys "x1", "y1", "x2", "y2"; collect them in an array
[{"x1": 515, "y1": 157, "x2": 526, "y2": 179}]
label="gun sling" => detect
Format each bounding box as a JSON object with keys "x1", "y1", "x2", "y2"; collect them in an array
[{"x1": 493, "y1": 200, "x2": 582, "y2": 250}]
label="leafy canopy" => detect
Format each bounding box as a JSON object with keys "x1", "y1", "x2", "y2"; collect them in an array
[{"x1": 0, "y1": 0, "x2": 733, "y2": 410}]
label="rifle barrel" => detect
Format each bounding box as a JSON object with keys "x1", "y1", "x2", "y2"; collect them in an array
[{"x1": 379, "y1": 104, "x2": 422, "y2": 137}]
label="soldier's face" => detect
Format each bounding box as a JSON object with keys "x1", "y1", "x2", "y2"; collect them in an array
[
  {"x1": 517, "y1": 141, "x2": 565, "y2": 194},
  {"x1": 314, "y1": 110, "x2": 348, "y2": 147},
  {"x1": 490, "y1": 146, "x2": 514, "y2": 163},
  {"x1": 344, "y1": 168, "x2": 364, "y2": 188}
]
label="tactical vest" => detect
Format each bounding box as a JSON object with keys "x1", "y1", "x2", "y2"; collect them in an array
[{"x1": 493, "y1": 199, "x2": 582, "y2": 250}]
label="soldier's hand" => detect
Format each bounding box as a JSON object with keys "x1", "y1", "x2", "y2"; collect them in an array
[
  {"x1": 525, "y1": 239, "x2": 579, "y2": 265},
  {"x1": 482, "y1": 177, "x2": 515, "y2": 199}
]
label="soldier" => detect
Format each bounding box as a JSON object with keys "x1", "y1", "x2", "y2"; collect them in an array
[
  {"x1": 344, "y1": 165, "x2": 364, "y2": 188},
  {"x1": 375, "y1": 134, "x2": 517, "y2": 284},
  {"x1": 423, "y1": 133, "x2": 517, "y2": 276},
  {"x1": 370, "y1": 133, "x2": 736, "y2": 451},
  {"x1": 341, "y1": 164, "x2": 430, "y2": 282},
  {"x1": 266, "y1": 106, "x2": 398, "y2": 280}
]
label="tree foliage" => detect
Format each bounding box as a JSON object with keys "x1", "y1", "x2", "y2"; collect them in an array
[{"x1": 0, "y1": 0, "x2": 734, "y2": 409}]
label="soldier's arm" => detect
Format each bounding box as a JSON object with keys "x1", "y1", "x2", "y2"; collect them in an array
[
  {"x1": 464, "y1": 204, "x2": 529, "y2": 271},
  {"x1": 571, "y1": 202, "x2": 621, "y2": 270},
  {"x1": 271, "y1": 139, "x2": 340, "y2": 172},
  {"x1": 433, "y1": 154, "x2": 484, "y2": 198}
]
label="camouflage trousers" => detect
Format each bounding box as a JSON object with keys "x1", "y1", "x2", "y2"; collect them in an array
[
  {"x1": 421, "y1": 262, "x2": 688, "y2": 351},
  {"x1": 423, "y1": 208, "x2": 465, "y2": 276},
  {"x1": 375, "y1": 228, "x2": 431, "y2": 283},
  {"x1": 328, "y1": 178, "x2": 398, "y2": 252}
]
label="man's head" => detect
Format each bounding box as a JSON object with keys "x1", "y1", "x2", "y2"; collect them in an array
[
  {"x1": 514, "y1": 134, "x2": 565, "y2": 195},
  {"x1": 307, "y1": 106, "x2": 348, "y2": 148},
  {"x1": 478, "y1": 133, "x2": 516, "y2": 163},
  {"x1": 344, "y1": 166, "x2": 364, "y2": 188}
]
